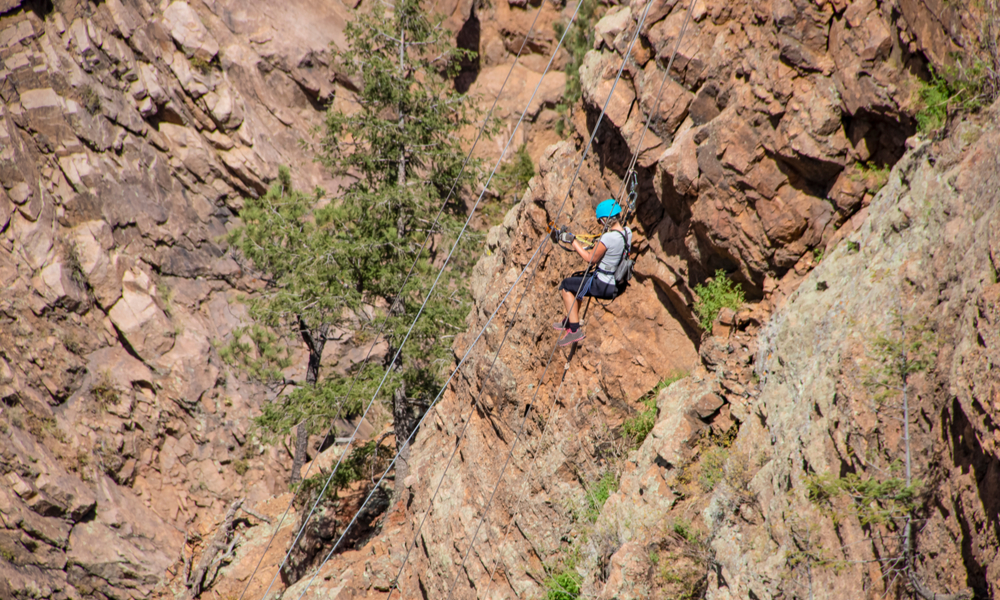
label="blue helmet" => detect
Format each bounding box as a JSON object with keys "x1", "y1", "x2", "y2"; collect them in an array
[{"x1": 595, "y1": 199, "x2": 622, "y2": 220}]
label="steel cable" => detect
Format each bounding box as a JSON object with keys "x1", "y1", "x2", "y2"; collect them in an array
[
  {"x1": 284, "y1": 2, "x2": 595, "y2": 595},
  {"x1": 270, "y1": 0, "x2": 694, "y2": 594},
  {"x1": 237, "y1": 4, "x2": 548, "y2": 599},
  {"x1": 438, "y1": 0, "x2": 661, "y2": 595},
  {"x1": 479, "y1": 0, "x2": 701, "y2": 595}
]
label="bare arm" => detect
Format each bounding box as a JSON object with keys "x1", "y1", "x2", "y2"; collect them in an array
[{"x1": 571, "y1": 239, "x2": 607, "y2": 265}]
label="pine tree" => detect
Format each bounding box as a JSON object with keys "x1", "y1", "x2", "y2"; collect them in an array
[{"x1": 222, "y1": 0, "x2": 484, "y2": 490}]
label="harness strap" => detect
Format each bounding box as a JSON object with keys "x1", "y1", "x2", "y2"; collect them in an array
[{"x1": 595, "y1": 230, "x2": 630, "y2": 276}]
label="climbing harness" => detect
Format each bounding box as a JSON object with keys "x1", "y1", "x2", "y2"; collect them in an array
[{"x1": 594, "y1": 229, "x2": 634, "y2": 293}]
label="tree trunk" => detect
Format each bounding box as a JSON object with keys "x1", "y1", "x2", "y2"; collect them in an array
[
  {"x1": 397, "y1": 28, "x2": 406, "y2": 189},
  {"x1": 290, "y1": 422, "x2": 309, "y2": 487},
  {"x1": 289, "y1": 318, "x2": 325, "y2": 487},
  {"x1": 392, "y1": 382, "x2": 412, "y2": 501}
]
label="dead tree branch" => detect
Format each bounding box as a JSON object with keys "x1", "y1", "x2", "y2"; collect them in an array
[
  {"x1": 186, "y1": 498, "x2": 244, "y2": 599},
  {"x1": 240, "y1": 504, "x2": 272, "y2": 525}
]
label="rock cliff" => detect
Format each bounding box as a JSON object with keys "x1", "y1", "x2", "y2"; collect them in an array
[
  {"x1": 0, "y1": 0, "x2": 356, "y2": 595},
  {"x1": 0, "y1": 0, "x2": 575, "y2": 597},
  {"x1": 1, "y1": 0, "x2": 997, "y2": 598},
  {"x1": 261, "y1": 0, "x2": 999, "y2": 598}
]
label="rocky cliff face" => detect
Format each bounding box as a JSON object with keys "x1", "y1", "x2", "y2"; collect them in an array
[
  {"x1": 0, "y1": 0, "x2": 573, "y2": 597},
  {"x1": 1, "y1": 0, "x2": 996, "y2": 598},
  {"x1": 0, "y1": 0, "x2": 356, "y2": 595},
  {"x1": 258, "y1": 0, "x2": 998, "y2": 598},
  {"x1": 591, "y1": 100, "x2": 1000, "y2": 599}
]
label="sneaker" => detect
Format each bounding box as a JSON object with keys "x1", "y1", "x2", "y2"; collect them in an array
[
  {"x1": 558, "y1": 329, "x2": 585, "y2": 346},
  {"x1": 552, "y1": 318, "x2": 568, "y2": 331}
]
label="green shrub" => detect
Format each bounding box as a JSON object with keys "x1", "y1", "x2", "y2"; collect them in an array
[
  {"x1": 80, "y1": 85, "x2": 101, "y2": 115},
  {"x1": 584, "y1": 471, "x2": 618, "y2": 523},
  {"x1": 693, "y1": 270, "x2": 745, "y2": 331},
  {"x1": 189, "y1": 55, "x2": 214, "y2": 75},
  {"x1": 622, "y1": 397, "x2": 657, "y2": 446},
  {"x1": 849, "y1": 161, "x2": 890, "y2": 193},
  {"x1": 915, "y1": 61, "x2": 990, "y2": 133},
  {"x1": 294, "y1": 440, "x2": 380, "y2": 501},
  {"x1": 621, "y1": 373, "x2": 684, "y2": 446},
  {"x1": 553, "y1": 0, "x2": 600, "y2": 106},
  {"x1": 494, "y1": 144, "x2": 534, "y2": 201},
  {"x1": 92, "y1": 371, "x2": 119, "y2": 407},
  {"x1": 698, "y1": 446, "x2": 729, "y2": 492},
  {"x1": 806, "y1": 470, "x2": 920, "y2": 526},
  {"x1": 545, "y1": 569, "x2": 582, "y2": 600}
]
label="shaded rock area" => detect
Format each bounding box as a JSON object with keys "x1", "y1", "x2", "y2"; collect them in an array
[
  {"x1": 595, "y1": 99, "x2": 1000, "y2": 600},
  {"x1": 578, "y1": 0, "x2": 988, "y2": 307}
]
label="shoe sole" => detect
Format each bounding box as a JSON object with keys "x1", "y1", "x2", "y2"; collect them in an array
[{"x1": 558, "y1": 334, "x2": 585, "y2": 346}]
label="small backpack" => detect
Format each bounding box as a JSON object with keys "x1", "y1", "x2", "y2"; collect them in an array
[
  {"x1": 611, "y1": 230, "x2": 634, "y2": 289},
  {"x1": 596, "y1": 230, "x2": 634, "y2": 296}
]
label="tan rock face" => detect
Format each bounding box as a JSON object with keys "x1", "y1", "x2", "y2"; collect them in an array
[
  {"x1": 162, "y1": 2, "x2": 219, "y2": 61},
  {"x1": 0, "y1": 0, "x2": 370, "y2": 596},
  {"x1": 253, "y1": 2, "x2": 995, "y2": 599},
  {"x1": 108, "y1": 268, "x2": 174, "y2": 359},
  {"x1": 598, "y1": 102, "x2": 1000, "y2": 600},
  {"x1": 0, "y1": 0, "x2": 994, "y2": 598},
  {"x1": 567, "y1": 0, "x2": 985, "y2": 305}
]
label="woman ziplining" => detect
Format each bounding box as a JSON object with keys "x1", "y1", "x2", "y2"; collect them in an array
[{"x1": 553, "y1": 198, "x2": 633, "y2": 346}]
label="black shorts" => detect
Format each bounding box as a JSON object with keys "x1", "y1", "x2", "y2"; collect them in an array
[{"x1": 558, "y1": 275, "x2": 617, "y2": 300}]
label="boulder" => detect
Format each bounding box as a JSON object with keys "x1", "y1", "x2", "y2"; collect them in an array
[
  {"x1": 594, "y1": 6, "x2": 631, "y2": 50},
  {"x1": 167, "y1": 50, "x2": 213, "y2": 98},
  {"x1": 34, "y1": 473, "x2": 97, "y2": 522},
  {"x1": 107, "y1": 267, "x2": 174, "y2": 359},
  {"x1": 67, "y1": 520, "x2": 175, "y2": 596},
  {"x1": 86, "y1": 346, "x2": 154, "y2": 391},
  {"x1": 635, "y1": 61, "x2": 693, "y2": 135},
  {"x1": 12, "y1": 210, "x2": 53, "y2": 270},
  {"x1": 161, "y1": 1, "x2": 219, "y2": 61},
  {"x1": 756, "y1": 195, "x2": 807, "y2": 243},
  {"x1": 579, "y1": 51, "x2": 635, "y2": 129},
  {"x1": 31, "y1": 259, "x2": 88, "y2": 313},
  {"x1": 70, "y1": 220, "x2": 122, "y2": 309},
  {"x1": 657, "y1": 126, "x2": 700, "y2": 197},
  {"x1": 597, "y1": 542, "x2": 650, "y2": 600}
]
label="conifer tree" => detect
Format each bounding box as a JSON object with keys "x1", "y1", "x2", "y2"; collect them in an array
[{"x1": 222, "y1": 0, "x2": 483, "y2": 490}]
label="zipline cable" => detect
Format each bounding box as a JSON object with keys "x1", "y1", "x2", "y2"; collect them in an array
[
  {"x1": 379, "y1": 0, "x2": 601, "y2": 589},
  {"x1": 284, "y1": 2, "x2": 597, "y2": 594},
  {"x1": 439, "y1": 0, "x2": 660, "y2": 594},
  {"x1": 289, "y1": 233, "x2": 549, "y2": 600},
  {"x1": 480, "y1": 0, "x2": 700, "y2": 595},
  {"x1": 282, "y1": 0, "x2": 691, "y2": 593},
  {"x1": 371, "y1": 0, "x2": 659, "y2": 592},
  {"x1": 384, "y1": 231, "x2": 540, "y2": 600},
  {"x1": 239, "y1": 5, "x2": 549, "y2": 599}
]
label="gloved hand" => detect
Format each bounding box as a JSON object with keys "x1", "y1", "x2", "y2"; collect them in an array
[{"x1": 558, "y1": 230, "x2": 575, "y2": 244}]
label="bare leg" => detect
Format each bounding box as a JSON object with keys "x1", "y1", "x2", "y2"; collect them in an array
[
  {"x1": 568, "y1": 297, "x2": 581, "y2": 323},
  {"x1": 561, "y1": 289, "x2": 575, "y2": 318}
]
